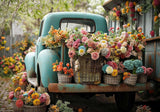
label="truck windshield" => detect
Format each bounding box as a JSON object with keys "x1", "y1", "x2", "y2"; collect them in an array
[{"x1": 60, "y1": 18, "x2": 95, "y2": 33}]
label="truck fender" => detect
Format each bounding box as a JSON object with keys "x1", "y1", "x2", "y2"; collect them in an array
[
  {"x1": 37, "y1": 49, "x2": 60, "y2": 88},
  {"x1": 25, "y1": 52, "x2": 36, "y2": 78}
]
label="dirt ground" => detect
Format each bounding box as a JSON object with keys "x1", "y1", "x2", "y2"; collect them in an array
[{"x1": 0, "y1": 77, "x2": 160, "y2": 112}]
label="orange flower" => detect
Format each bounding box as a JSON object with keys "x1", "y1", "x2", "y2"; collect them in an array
[
  {"x1": 57, "y1": 65, "x2": 63, "y2": 71},
  {"x1": 1, "y1": 36, "x2": 5, "y2": 40},
  {"x1": 154, "y1": 16, "x2": 158, "y2": 22},
  {"x1": 66, "y1": 63, "x2": 70, "y2": 67}
]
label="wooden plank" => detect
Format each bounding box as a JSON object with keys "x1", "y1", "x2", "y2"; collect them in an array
[
  {"x1": 145, "y1": 36, "x2": 160, "y2": 42},
  {"x1": 48, "y1": 82, "x2": 153, "y2": 93}
]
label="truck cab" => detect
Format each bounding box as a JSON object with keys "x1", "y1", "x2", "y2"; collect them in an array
[{"x1": 25, "y1": 12, "x2": 152, "y2": 112}]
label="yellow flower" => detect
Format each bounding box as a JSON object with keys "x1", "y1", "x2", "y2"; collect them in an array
[
  {"x1": 5, "y1": 47, "x2": 10, "y2": 51},
  {"x1": 3, "y1": 40, "x2": 7, "y2": 44},
  {"x1": 4, "y1": 70, "x2": 8, "y2": 74},
  {"x1": 31, "y1": 92, "x2": 39, "y2": 99},
  {"x1": 33, "y1": 99, "x2": 41, "y2": 106},
  {"x1": 125, "y1": 1, "x2": 129, "y2": 6},
  {"x1": 26, "y1": 96, "x2": 31, "y2": 103},
  {"x1": 123, "y1": 72, "x2": 130, "y2": 76},
  {"x1": 111, "y1": 69, "x2": 118, "y2": 77},
  {"x1": 1, "y1": 46, "x2": 5, "y2": 49},
  {"x1": 133, "y1": 2, "x2": 136, "y2": 6},
  {"x1": 51, "y1": 105, "x2": 58, "y2": 109},
  {"x1": 121, "y1": 8, "x2": 125, "y2": 14},
  {"x1": 15, "y1": 87, "x2": 21, "y2": 92},
  {"x1": 127, "y1": 23, "x2": 130, "y2": 27}
]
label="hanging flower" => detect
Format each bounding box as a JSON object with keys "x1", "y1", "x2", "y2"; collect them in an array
[
  {"x1": 16, "y1": 99, "x2": 24, "y2": 108},
  {"x1": 91, "y1": 52, "x2": 99, "y2": 60}
]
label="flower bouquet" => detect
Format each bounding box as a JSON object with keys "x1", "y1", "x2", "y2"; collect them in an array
[
  {"x1": 9, "y1": 87, "x2": 50, "y2": 112},
  {"x1": 102, "y1": 61, "x2": 121, "y2": 85},
  {"x1": 136, "y1": 105, "x2": 151, "y2": 112},
  {"x1": 52, "y1": 61, "x2": 73, "y2": 83},
  {"x1": 122, "y1": 59, "x2": 144, "y2": 85},
  {"x1": 66, "y1": 29, "x2": 108, "y2": 84},
  {"x1": 42, "y1": 26, "x2": 69, "y2": 49}
]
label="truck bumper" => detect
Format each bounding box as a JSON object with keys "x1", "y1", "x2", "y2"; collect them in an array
[{"x1": 48, "y1": 82, "x2": 153, "y2": 93}]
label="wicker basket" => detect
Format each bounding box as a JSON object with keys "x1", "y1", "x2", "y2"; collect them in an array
[
  {"x1": 23, "y1": 104, "x2": 47, "y2": 112},
  {"x1": 124, "y1": 74, "x2": 137, "y2": 86},
  {"x1": 58, "y1": 72, "x2": 72, "y2": 83},
  {"x1": 74, "y1": 55, "x2": 102, "y2": 84},
  {"x1": 137, "y1": 74, "x2": 147, "y2": 83},
  {"x1": 104, "y1": 75, "x2": 121, "y2": 85},
  {"x1": 12, "y1": 100, "x2": 24, "y2": 112}
]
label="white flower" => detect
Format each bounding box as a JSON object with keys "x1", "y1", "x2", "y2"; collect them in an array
[
  {"x1": 75, "y1": 65, "x2": 80, "y2": 72},
  {"x1": 79, "y1": 49, "x2": 85, "y2": 56},
  {"x1": 75, "y1": 59, "x2": 79, "y2": 65},
  {"x1": 138, "y1": 44, "x2": 144, "y2": 50},
  {"x1": 120, "y1": 46, "x2": 127, "y2": 53},
  {"x1": 122, "y1": 42, "x2": 127, "y2": 47},
  {"x1": 106, "y1": 66, "x2": 113, "y2": 74}
]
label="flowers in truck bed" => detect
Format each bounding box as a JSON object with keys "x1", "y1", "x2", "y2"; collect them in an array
[{"x1": 42, "y1": 26, "x2": 69, "y2": 48}]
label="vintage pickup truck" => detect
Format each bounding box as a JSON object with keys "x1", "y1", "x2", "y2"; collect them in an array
[{"x1": 25, "y1": 12, "x2": 152, "y2": 112}]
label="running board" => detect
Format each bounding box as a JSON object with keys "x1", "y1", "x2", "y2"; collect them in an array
[{"x1": 48, "y1": 82, "x2": 153, "y2": 93}]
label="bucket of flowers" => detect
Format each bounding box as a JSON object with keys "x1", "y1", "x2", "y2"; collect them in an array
[
  {"x1": 66, "y1": 29, "x2": 107, "y2": 84},
  {"x1": 123, "y1": 59, "x2": 144, "y2": 86},
  {"x1": 102, "y1": 61, "x2": 121, "y2": 85},
  {"x1": 9, "y1": 87, "x2": 24, "y2": 112},
  {"x1": 137, "y1": 66, "x2": 153, "y2": 83},
  {"x1": 9, "y1": 87, "x2": 50, "y2": 112},
  {"x1": 52, "y1": 61, "x2": 74, "y2": 83}
]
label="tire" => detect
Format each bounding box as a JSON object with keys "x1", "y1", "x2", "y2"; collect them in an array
[{"x1": 115, "y1": 92, "x2": 135, "y2": 112}]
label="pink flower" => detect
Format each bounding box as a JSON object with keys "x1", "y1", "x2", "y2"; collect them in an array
[
  {"x1": 88, "y1": 40, "x2": 97, "y2": 49},
  {"x1": 137, "y1": 27, "x2": 142, "y2": 31},
  {"x1": 129, "y1": 2, "x2": 134, "y2": 8},
  {"x1": 28, "y1": 89, "x2": 34, "y2": 96},
  {"x1": 81, "y1": 29, "x2": 88, "y2": 35},
  {"x1": 82, "y1": 36, "x2": 88, "y2": 43},
  {"x1": 9, "y1": 91, "x2": 14, "y2": 99},
  {"x1": 70, "y1": 34, "x2": 75, "y2": 39},
  {"x1": 91, "y1": 52, "x2": 99, "y2": 60},
  {"x1": 117, "y1": 42, "x2": 121, "y2": 48},
  {"x1": 105, "y1": 50, "x2": 111, "y2": 59},
  {"x1": 73, "y1": 40, "x2": 80, "y2": 49},
  {"x1": 117, "y1": 27, "x2": 120, "y2": 30},
  {"x1": 107, "y1": 61, "x2": 118, "y2": 69},
  {"x1": 142, "y1": 66, "x2": 147, "y2": 74},
  {"x1": 87, "y1": 48, "x2": 94, "y2": 53},
  {"x1": 123, "y1": 24, "x2": 127, "y2": 28},
  {"x1": 39, "y1": 93, "x2": 46, "y2": 103},
  {"x1": 2, "y1": 65, "x2": 5, "y2": 67},
  {"x1": 68, "y1": 49, "x2": 76, "y2": 58},
  {"x1": 44, "y1": 93, "x2": 50, "y2": 105},
  {"x1": 18, "y1": 95, "x2": 23, "y2": 99},
  {"x1": 128, "y1": 45, "x2": 133, "y2": 51},
  {"x1": 133, "y1": 18, "x2": 137, "y2": 21},
  {"x1": 125, "y1": 51, "x2": 131, "y2": 58},
  {"x1": 23, "y1": 72, "x2": 27, "y2": 76},
  {"x1": 150, "y1": 30, "x2": 155, "y2": 37},
  {"x1": 116, "y1": 10, "x2": 121, "y2": 17},
  {"x1": 146, "y1": 68, "x2": 153, "y2": 76},
  {"x1": 16, "y1": 99, "x2": 24, "y2": 108},
  {"x1": 22, "y1": 78, "x2": 26, "y2": 82}
]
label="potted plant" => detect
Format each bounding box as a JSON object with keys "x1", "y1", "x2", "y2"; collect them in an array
[
  {"x1": 52, "y1": 61, "x2": 74, "y2": 83},
  {"x1": 122, "y1": 59, "x2": 144, "y2": 86},
  {"x1": 102, "y1": 61, "x2": 121, "y2": 85}
]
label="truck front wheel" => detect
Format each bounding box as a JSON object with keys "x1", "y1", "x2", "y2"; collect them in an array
[{"x1": 115, "y1": 92, "x2": 135, "y2": 112}]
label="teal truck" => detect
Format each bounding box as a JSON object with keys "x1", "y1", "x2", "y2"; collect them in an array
[{"x1": 25, "y1": 12, "x2": 152, "y2": 112}]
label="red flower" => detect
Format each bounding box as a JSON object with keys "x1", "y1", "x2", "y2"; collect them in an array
[
  {"x1": 133, "y1": 18, "x2": 137, "y2": 21},
  {"x1": 153, "y1": 0, "x2": 160, "y2": 6},
  {"x1": 130, "y1": 8, "x2": 135, "y2": 12},
  {"x1": 116, "y1": 10, "x2": 121, "y2": 17},
  {"x1": 129, "y1": 2, "x2": 134, "y2": 8},
  {"x1": 16, "y1": 99, "x2": 24, "y2": 108},
  {"x1": 130, "y1": 13, "x2": 135, "y2": 18},
  {"x1": 150, "y1": 30, "x2": 155, "y2": 37}
]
